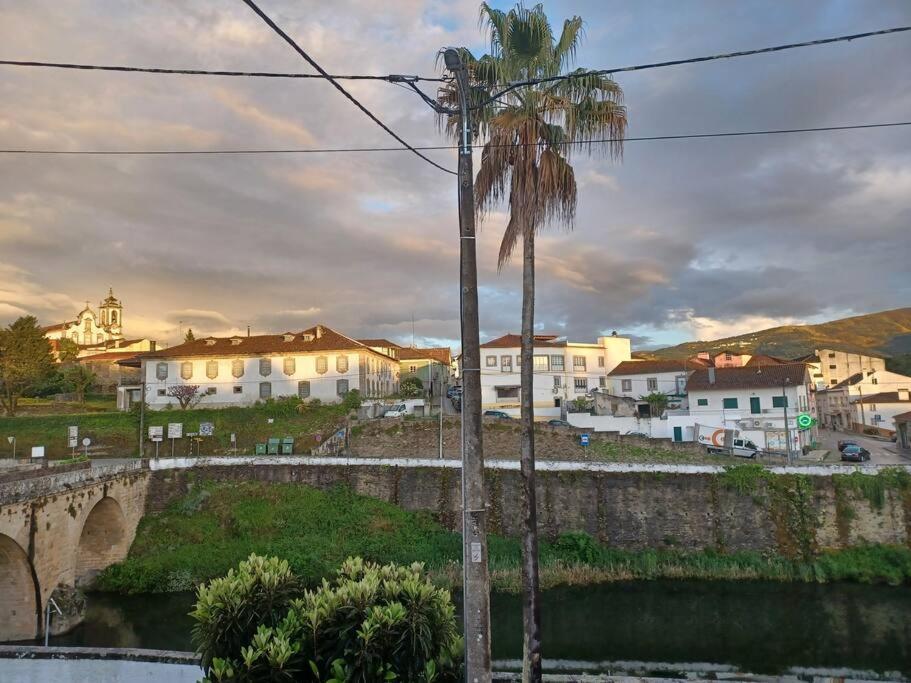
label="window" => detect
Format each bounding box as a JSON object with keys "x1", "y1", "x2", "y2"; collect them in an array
[
  {"x1": 259, "y1": 382, "x2": 271, "y2": 399},
  {"x1": 336, "y1": 355, "x2": 349, "y2": 373},
  {"x1": 233, "y1": 386, "x2": 243, "y2": 394},
  {"x1": 871, "y1": 377, "x2": 878, "y2": 385},
  {"x1": 573, "y1": 355, "x2": 586, "y2": 371},
  {"x1": 316, "y1": 356, "x2": 328, "y2": 374},
  {"x1": 181, "y1": 362, "x2": 193, "y2": 380},
  {"x1": 574, "y1": 377, "x2": 588, "y2": 393},
  {"x1": 96, "y1": 334, "x2": 103, "y2": 344},
  {"x1": 157, "y1": 388, "x2": 166, "y2": 397},
  {"x1": 298, "y1": 381, "x2": 310, "y2": 398},
  {"x1": 598, "y1": 356, "x2": 605, "y2": 368},
  {"x1": 111, "y1": 311, "x2": 118, "y2": 324},
  {"x1": 516, "y1": 355, "x2": 521, "y2": 366},
  {"x1": 828, "y1": 353, "x2": 836, "y2": 359},
  {"x1": 156, "y1": 362, "x2": 168, "y2": 380},
  {"x1": 232, "y1": 359, "x2": 244, "y2": 378},
  {"x1": 599, "y1": 377, "x2": 606, "y2": 388},
  {"x1": 496, "y1": 386, "x2": 519, "y2": 400},
  {"x1": 553, "y1": 376, "x2": 561, "y2": 389},
  {"x1": 84, "y1": 319, "x2": 91, "y2": 332},
  {"x1": 206, "y1": 360, "x2": 218, "y2": 379},
  {"x1": 725, "y1": 353, "x2": 732, "y2": 361},
  {"x1": 533, "y1": 355, "x2": 550, "y2": 373},
  {"x1": 409, "y1": 365, "x2": 417, "y2": 373},
  {"x1": 647, "y1": 377, "x2": 658, "y2": 391},
  {"x1": 283, "y1": 357, "x2": 296, "y2": 376},
  {"x1": 501, "y1": 355, "x2": 512, "y2": 372},
  {"x1": 621, "y1": 379, "x2": 632, "y2": 392},
  {"x1": 550, "y1": 355, "x2": 564, "y2": 371},
  {"x1": 828, "y1": 364, "x2": 837, "y2": 370},
  {"x1": 697, "y1": 398, "x2": 708, "y2": 406},
  {"x1": 722, "y1": 398, "x2": 738, "y2": 409},
  {"x1": 259, "y1": 358, "x2": 272, "y2": 376},
  {"x1": 337, "y1": 379, "x2": 349, "y2": 396},
  {"x1": 772, "y1": 396, "x2": 788, "y2": 408},
  {"x1": 206, "y1": 387, "x2": 216, "y2": 395},
  {"x1": 830, "y1": 379, "x2": 838, "y2": 385}
]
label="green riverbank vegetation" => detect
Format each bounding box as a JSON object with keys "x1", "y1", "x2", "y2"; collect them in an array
[{"x1": 96, "y1": 476, "x2": 911, "y2": 595}]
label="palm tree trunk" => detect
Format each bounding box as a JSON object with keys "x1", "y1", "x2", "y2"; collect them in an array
[{"x1": 520, "y1": 227, "x2": 542, "y2": 683}]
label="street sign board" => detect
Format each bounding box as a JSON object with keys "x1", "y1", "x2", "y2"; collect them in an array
[
  {"x1": 31, "y1": 446, "x2": 45, "y2": 458},
  {"x1": 81, "y1": 438, "x2": 91, "y2": 447},
  {"x1": 199, "y1": 422, "x2": 214, "y2": 437},
  {"x1": 580, "y1": 433, "x2": 590, "y2": 447},
  {"x1": 796, "y1": 413, "x2": 815, "y2": 430},
  {"x1": 148, "y1": 426, "x2": 164, "y2": 440},
  {"x1": 68, "y1": 438, "x2": 78, "y2": 448},
  {"x1": 67, "y1": 426, "x2": 78, "y2": 439},
  {"x1": 167, "y1": 423, "x2": 183, "y2": 439},
  {"x1": 230, "y1": 433, "x2": 236, "y2": 444},
  {"x1": 151, "y1": 436, "x2": 163, "y2": 443}
]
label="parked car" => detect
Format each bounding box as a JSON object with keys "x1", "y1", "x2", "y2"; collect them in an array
[
  {"x1": 706, "y1": 438, "x2": 760, "y2": 459},
  {"x1": 384, "y1": 403, "x2": 409, "y2": 418},
  {"x1": 840, "y1": 444, "x2": 871, "y2": 462},
  {"x1": 837, "y1": 440, "x2": 859, "y2": 452},
  {"x1": 484, "y1": 410, "x2": 512, "y2": 419},
  {"x1": 547, "y1": 419, "x2": 572, "y2": 428},
  {"x1": 446, "y1": 385, "x2": 462, "y2": 399},
  {"x1": 625, "y1": 431, "x2": 650, "y2": 438}
]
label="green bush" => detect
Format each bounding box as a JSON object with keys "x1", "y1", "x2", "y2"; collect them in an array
[{"x1": 193, "y1": 555, "x2": 463, "y2": 683}]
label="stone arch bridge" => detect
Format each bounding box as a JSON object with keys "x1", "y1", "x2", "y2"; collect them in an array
[{"x1": 0, "y1": 463, "x2": 148, "y2": 642}]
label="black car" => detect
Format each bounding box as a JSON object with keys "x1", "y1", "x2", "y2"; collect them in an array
[
  {"x1": 840, "y1": 444, "x2": 871, "y2": 462},
  {"x1": 547, "y1": 419, "x2": 572, "y2": 428},
  {"x1": 837, "y1": 440, "x2": 859, "y2": 452},
  {"x1": 483, "y1": 410, "x2": 512, "y2": 419}
]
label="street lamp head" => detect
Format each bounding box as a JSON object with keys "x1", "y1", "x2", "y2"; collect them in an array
[{"x1": 443, "y1": 48, "x2": 462, "y2": 71}]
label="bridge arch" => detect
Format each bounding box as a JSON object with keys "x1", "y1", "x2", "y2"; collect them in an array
[
  {"x1": 0, "y1": 533, "x2": 39, "y2": 641},
  {"x1": 76, "y1": 496, "x2": 129, "y2": 586}
]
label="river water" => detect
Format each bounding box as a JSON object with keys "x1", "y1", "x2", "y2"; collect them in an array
[{"x1": 41, "y1": 581, "x2": 911, "y2": 678}]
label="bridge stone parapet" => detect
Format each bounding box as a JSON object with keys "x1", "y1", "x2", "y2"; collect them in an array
[{"x1": 0, "y1": 463, "x2": 149, "y2": 642}]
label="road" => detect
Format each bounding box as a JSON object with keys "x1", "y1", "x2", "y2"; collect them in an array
[{"x1": 815, "y1": 428, "x2": 909, "y2": 465}]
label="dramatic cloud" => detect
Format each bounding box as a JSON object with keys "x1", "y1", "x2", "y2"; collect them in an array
[{"x1": 1, "y1": 0, "x2": 909, "y2": 351}]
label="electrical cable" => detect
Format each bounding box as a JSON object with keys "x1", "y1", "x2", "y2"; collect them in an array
[
  {"x1": 237, "y1": 0, "x2": 455, "y2": 175},
  {"x1": 3, "y1": 120, "x2": 908, "y2": 155}
]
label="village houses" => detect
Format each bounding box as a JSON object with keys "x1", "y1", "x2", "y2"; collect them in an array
[{"x1": 815, "y1": 368, "x2": 911, "y2": 432}]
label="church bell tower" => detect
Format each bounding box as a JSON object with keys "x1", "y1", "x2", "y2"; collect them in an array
[{"x1": 99, "y1": 288, "x2": 123, "y2": 337}]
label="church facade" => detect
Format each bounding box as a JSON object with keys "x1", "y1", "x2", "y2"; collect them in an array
[{"x1": 44, "y1": 289, "x2": 125, "y2": 347}]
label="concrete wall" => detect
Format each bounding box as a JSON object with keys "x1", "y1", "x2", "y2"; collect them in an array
[{"x1": 0, "y1": 466, "x2": 148, "y2": 641}]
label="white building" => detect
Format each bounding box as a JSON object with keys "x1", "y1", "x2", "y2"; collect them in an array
[
  {"x1": 607, "y1": 359, "x2": 711, "y2": 414},
  {"x1": 125, "y1": 324, "x2": 399, "y2": 410},
  {"x1": 851, "y1": 389, "x2": 911, "y2": 436},
  {"x1": 685, "y1": 363, "x2": 816, "y2": 454},
  {"x1": 44, "y1": 289, "x2": 124, "y2": 347},
  {"x1": 816, "y1": 369, "x2": 911, "y2": 429},
  {"x1": 479, "y1": 332, "x2": 631, "y2": 416},
  {"x1": 813, "y1": 348, "x2": 886, "y2": 388}
]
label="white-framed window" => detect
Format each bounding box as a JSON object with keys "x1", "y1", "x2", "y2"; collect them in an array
[
  {"x1": 598, "y1": 356, "x2": 605, "y2": 368},
  {"x1": 336, "y1": 355, "x2": 349, "y2": 373},
  {"x1": 573, "y1": 355, "x2": 586, "y2": 371},
  {"x1": 621, "y1": 379, "x2": 632, "y2": 392},
  {"x1": 157, "y1": 388, "x2": 166, "y2": 397},
  {"x1": 232, "y1": 359, "x2": 244, "y2": 378},
  {"x1": 337, "y1": 379, "x2": 349, "y2": 396},
  {"x1": 574, "y1": 377, "x2": 588, "y2": 393},
  {"x1": 515, "y1": 355, "x2": 521, "y2": 366},
  {"x1": 316, "y1": 356, "x2": 328, "y2": 374},
  {"x1": 156, "y1": 362, "x2": 168, "y2": 380},
  {"x1": 181, "y1": 362, "x2": 193, "y2": 380},
  {"x1": 554, "y1": 376, "x2": 561, "y2": 389},
  {"x1": 259, "y1": 382, "x2": 271, "y2": 399},
  {"x1": 486, "y1": 355, "x2": 497, "y2": 367},
  {"x1": 298, "y1": 381, "x2": 310, "y2": 398},
  {"x1": 233, "y1": 385, "x2": 243, "y2": 394},
  {"x1": 599, "y1": 377, "x2": 606, "y2": 388},
  {"x1": 647, "y1": 377, "x2": 658, "y2": 391},
  {"x1": 205, "y1": 387, "x2": 216, "y2": 395},
  {"x1": 259, "y1": 358, "x2": 272, "y2": 377},
  {"x1": 533, "y1": 355, "x2": 549, "y2": 373},
  {"x1": 550, "y1": 355, "x2": 564, "y2": 371},
  {"x1": 501, "y1": 355, "x2": 512, "y2": 372},
  {"x1": 206, "y1": 360, "x2": 219, "y2": 379},
  {"x1": 283, "y1": 357, "x2": 296, "y2": 376}
]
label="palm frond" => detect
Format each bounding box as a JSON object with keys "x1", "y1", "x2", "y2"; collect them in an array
[{"x1": 553, "y1": 16, "x2": 584, "y2": 72}]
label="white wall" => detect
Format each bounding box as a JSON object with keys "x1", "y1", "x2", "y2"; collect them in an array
[
  {"x1": 853, "y1": 400, "x2": 911, "y2": 433},
  {"x1": 610, "y1": 370, "x2": 687, "y2": 399}
]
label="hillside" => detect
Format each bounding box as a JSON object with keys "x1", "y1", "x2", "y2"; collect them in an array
[{"x1": 649, "y1": 307, "x2": 911, "y2": 360}]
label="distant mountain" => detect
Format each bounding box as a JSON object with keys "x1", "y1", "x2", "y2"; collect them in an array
[{"x1": 647, "y1": 308, "x2": 911, "y2": 361}]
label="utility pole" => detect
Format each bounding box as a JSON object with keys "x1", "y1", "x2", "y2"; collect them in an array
[
  {"x1": 782, "y1": 378, "x2": 791, "y2": 464},
  {"x1": 444, "y1": 47, "x2": 492, "y2": 683},
  {"x1": 858, "y1": 385, "x2": 866, "y2": 432}
]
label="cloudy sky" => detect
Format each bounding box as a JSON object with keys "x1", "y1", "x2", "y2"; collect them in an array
[{"x1": 1, "y1": 0, "x2": 909, "y2": 350}]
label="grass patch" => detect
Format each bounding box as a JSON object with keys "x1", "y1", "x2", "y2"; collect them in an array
[
  {"x1": 95, "y1": 482, "x2": 911, "y2": 594},
  {"x1": 588, "y1": 439, "x2": 733, "y2": 465}
]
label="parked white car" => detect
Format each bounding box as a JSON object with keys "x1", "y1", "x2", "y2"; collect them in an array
[
  {"x1": 384, "y1": 403, "x2": 409, "y2": 418},
  {"x1": 708, "y1": 437, "x2": 759, "y2": 459}
]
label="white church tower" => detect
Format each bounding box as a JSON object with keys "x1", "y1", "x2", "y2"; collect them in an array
[{"x1": 99, "y1": 288, "x2": 123, "y2": 336}]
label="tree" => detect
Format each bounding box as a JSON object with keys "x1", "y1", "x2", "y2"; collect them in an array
[
  {"x1": 0, "y1": 316, "x2": 57, "y2": 416},
  {"x1": 400, "y1": 376, "x2": 423, "y2": 398},
  {"x1": 56, "y1": 338, "x2": 80, "y2": 364},
  {"x1": 191, "y1": 554, "x2": 463, "y2": 683},
  {"x1": 439, "y1": 6, "x2": 626, "y2": 680},
  {"x1": 184, "y1": 328, "x2": 196, "y2": 343},
  {"x1": 63, "y1": 364, "x2": 97, "y2": 404},
  {"x1": 167, "y1": 384, "x2": 201, "y2": 410},
  {"x1": 641, "y1": 391, "x2": 669, "y2": 418}
]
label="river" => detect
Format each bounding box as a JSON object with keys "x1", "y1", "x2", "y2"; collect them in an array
[{"x1": 37, "y1": 581, "x2": 911, "y2": 678}]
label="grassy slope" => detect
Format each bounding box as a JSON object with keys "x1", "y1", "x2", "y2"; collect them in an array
[
  {"x1": 96, "y1": 481, "x2": 911, "y2": 594},
  {"x1": 649, "y1": 307, "x2": 911, "y2": 360},
  {"x1": 0, "y1": 400, "x2": 349, "y2": 459}
]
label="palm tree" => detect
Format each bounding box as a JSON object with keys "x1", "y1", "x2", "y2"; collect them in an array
[{"x1": 440, "y1": 4, "x2": 626, "y2": 680}]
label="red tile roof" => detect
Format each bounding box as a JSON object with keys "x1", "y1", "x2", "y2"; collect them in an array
[
  {"x1": 686, "y1": 363, "x2": 809, "y2": 391},
  {"x1": 481, "y1": 333, "x2": 563, "y2": 348},
  {"x1": 358, "y1": 339, "x2": 402, "y2": 349},
  {"x1": 893, "y1": 410, "x2": 911, "y2": 422},
  {"x1": 398, "y1": 347, "x2": 452, "y2": 364},
  {"x1": 80, "y1": 351, "x2": 143, "y2": 362},
  {"x1": 853, "y1": 392, "x2": 911, "y2": 404},
  {"x1": 744, "y1": 354, "x2": 789, "y2": 367},
  {"x1": 608, "y1": 359, "x2": 693, "y2": 376}
]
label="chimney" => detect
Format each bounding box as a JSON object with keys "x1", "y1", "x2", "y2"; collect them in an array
[
  {"x1": 316, "y1": 325, "x2": 323, "y2": 339},
  {"x1": 708, "y1": 367, "x2": 716, "y2": 385},
  {"x1": 900, "y1": 389, "x2": 910, "y2": 402},
  {"x1": 246, "y1": 325, "x2": 251, "y2": 337}
]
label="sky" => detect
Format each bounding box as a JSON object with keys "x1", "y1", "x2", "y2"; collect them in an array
[{"x1": 1, "y1": 0, "x2": 909, "y2": 351}]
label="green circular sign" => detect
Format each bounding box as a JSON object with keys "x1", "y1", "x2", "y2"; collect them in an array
[{"x1": 796, "y1": 413, "x2": 813, "y2": 429}]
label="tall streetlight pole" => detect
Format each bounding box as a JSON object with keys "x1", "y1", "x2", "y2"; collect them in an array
[
  {"x1": 444, "y1": 47, "x2": 492, "y2": 683},
  {"x1": 782, "y1": 378, "x2": 792, "y2": 464}
]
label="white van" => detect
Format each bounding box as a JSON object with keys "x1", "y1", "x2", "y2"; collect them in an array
[
  {"x1": 384, "y1": 403, "x2": 408, "y2": 418},
  {"x1": 730, "y1": 438, "x2": 760, "y2": 458}
]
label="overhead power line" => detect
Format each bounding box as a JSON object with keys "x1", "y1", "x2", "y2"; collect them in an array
[
  {"x1": 469, "y1": 25, "x2": 911, "y2": 110},
  {"x1": 2, "y1": 121, "x2": 908, "y2": 155},
  {"x1": 237, "y1": 0, "x2": 455, "y2": 175},
  {"x1": 0, "y1": 59, "x2": 445, "y2": 82}
]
